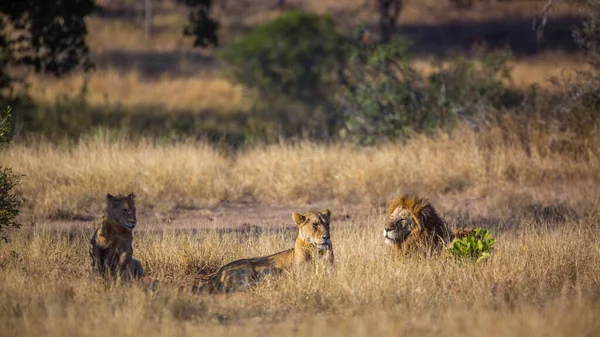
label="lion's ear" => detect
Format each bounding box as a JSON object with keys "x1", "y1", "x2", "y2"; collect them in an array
[
  {"x1": 106, "y1": 193, "x2": 115, "y2": 202},
  {"x1": 322, "y1": 209, "x2": 331, "y2": 220},
  {"x1": 292, "y1": 212, "x2": 305, "y2": 226},
  {"x1": 127, "y1": 192, "x2": 136, "y2": 200}
]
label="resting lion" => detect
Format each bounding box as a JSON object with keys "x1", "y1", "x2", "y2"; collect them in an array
[
  {"x1": 89, "y1": 192, "x2": 144, "y2": 280},
  {"x1": 195, "y1": 209, "x2": 334, "y2": 293},
  {"x1": 383, "y1": 195, "x2": 474, "y2": 255}
]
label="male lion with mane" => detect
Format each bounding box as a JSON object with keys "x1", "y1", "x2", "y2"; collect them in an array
[
  {"x1": 195, "y1": 209, "x2": 334, "y2": 293},
  {"x1": 89, "y1": 192, "x2": 144, "y2": 280},
  {"x1": 383, "y1": 194, "x2": 474, "y2": 255}
]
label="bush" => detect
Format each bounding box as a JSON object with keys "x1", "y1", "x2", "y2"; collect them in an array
[
  {"x1": 426, "y1": 45, "x2": 516, "y2": 122},
  {"x1": 336, "y1": 32, "x2": 424, "y2": 144},
  {"x1": 0, "y1": 106, "x2": 25, "y2": 242},
  {"x1": 447, "y1": 228, "x2": 496, "y2": 263},
  {"x1": 337, "y1": 33, "x2": 516, "y2": 144},
  {"x1": 219, "y1": 11, "x2": 345, "y2": 138},
  {"x1": 556, "y1": 0, "x2": 600, "y2": 147}
]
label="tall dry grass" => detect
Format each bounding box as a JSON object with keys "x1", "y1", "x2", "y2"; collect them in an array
[
  {"x1": 4, "y1": 125, "x2": 599, "y2": 219},
  {"x1": 0, "y1": 211, "x2": 599, "y2": 336}
]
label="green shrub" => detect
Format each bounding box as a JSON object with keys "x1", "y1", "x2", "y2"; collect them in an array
[
  {"x1": 447, "y1": 228, "x2": 496, "y2": 263},
  {"x1": 219, "y1": 11, "x2": 345, "y2": 138},
  {"x1": 336, "y1": 30, "x2": 424, "y2": 144},
  {"x1": 555, "y1": 0, "x2": 600, "y2": 148},
  {"x1": 0, "y1": 106, "x2": 25, "y2": 242},
  {"x1": 426, "y1": 45, "x2": 516, "y2": 122},
  {"x1": 337, "y1": 33, "x2": 516, "y2": 144}
]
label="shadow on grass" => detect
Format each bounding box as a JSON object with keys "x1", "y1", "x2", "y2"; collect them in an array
[{"x1": 10, "y1": 98, "x2": 255, "y2": 148}]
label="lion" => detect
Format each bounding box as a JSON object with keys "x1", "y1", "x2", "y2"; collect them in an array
[
  {"x1": 194, "y1": 209, "x2": 334, "y2": 294},
  {"x1": 89, "y1": 192, "x2": 144, "y2": 280},
  {"x1": 383, "y1": 194, "x2": 474, "y2": 255}
]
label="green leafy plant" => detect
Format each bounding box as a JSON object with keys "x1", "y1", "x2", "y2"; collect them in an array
[
  {"x1": 219, "y1": 11, "x2": 345, "y2": 138},
  {"x1": 336, "y1": 29, "x2": 517, "y2": 145},
  {"x1": 336, "y1": 28, "x2": 424, "y2": 144},
  {"x1": 447, "y1": 227, "x2": 496, "y2": 263},
  {"x1": 0, "y1": 106, "x2": 25, "y2": 243}
]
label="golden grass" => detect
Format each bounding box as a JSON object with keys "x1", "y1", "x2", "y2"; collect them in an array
[
  {"x1": 27, "y1": 70, "x2": 245, "y2": 112},
  {"x1": 26, "y1": 54, "x2": 585, "y2": 113},
  {"x1": 4, "y1": 125, "x2": 599, "y2": 219},
  {"x1": 412, "y1": 52, "x2": 591, "y2": 89},
  {"x1": 1, "y1": 210, "x2": 599, "y2": 336}
]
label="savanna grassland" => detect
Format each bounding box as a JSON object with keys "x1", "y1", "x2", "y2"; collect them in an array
[
  {"x1": 1, "y1": 209, "x2": 599, "y2": 337},
  {"x1": 2, "y1": 1, "x2": 600, "y2": 336},
  {"x1": 2, "y1": 123, "x2": 600, "y2": 336}
]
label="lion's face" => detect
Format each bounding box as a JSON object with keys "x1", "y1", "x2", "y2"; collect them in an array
[
  {"x1": 383, "y1": 207, "x2": 415, "y2": 246},
  {"x1": 106, "y1": 192, "x2": 137, "y2": 231},
  {"x1": 293, "y1": 209, "x2": 332, "y2": 250}
]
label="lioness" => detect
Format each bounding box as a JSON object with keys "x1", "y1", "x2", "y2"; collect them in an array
[
  {"x1": 195, "y1": 209, "x2": 334, "y2": 293},
  {"x1": 89, "y1": 192, "x2": 144, "y2": 280},
  {"x1": 383, "y1": 194, "x2": 474, "y2": 255}
]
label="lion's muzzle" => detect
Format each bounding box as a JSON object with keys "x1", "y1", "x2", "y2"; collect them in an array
[
  {"x1": 383, "y1": 228, "x2": 404, "y2": 245},
  {"x1": 315, "y1": 237, "x2": 332, "y2": 251},
  {"x1": 124, "y1": 221, "x2": 136, "y2": 231}
]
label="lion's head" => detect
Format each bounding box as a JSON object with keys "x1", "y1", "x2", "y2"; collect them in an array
[
  {"x1": 383, "y1": 195, "x2": 448, "y2": 253},
  {"x1": 292, "y1": 209, "x2": 332, "y2": 251},
  {"x1": 106, "y1": 192, "x2": 137, "y2": 231}
]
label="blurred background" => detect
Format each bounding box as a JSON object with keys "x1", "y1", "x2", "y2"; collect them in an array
[{"x1": 0, "y1": 0, "x2": 596, "y2": 147}]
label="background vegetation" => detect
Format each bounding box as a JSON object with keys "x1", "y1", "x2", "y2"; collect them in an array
[
  {"x1": 0, "y1": 0, "x2": 593, "y2": 145},
  {"x1": 0, "y1": 106, "x2": 24, "y2": 242}
]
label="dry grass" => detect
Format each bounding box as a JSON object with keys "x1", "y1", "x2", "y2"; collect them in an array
[
  {"x1": 27, "y1": 70, "x2": 245, "y2": 112},
  {"x1": 26, "y1": 54, "x2": 584, "y2": 113},
  {"x1": 4, "y1": 124, "x2": 600, "y2": 219},
  {"x1": 412, "y1": 52, "x2": 591, "y2": 89},
  {"x1": 1, "y1": 209, "x2": 599, "y2": 336}
]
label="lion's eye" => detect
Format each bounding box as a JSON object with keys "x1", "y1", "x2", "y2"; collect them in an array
[{"x1": 312, "y1": 223, "x2": 319, "y2": 229}]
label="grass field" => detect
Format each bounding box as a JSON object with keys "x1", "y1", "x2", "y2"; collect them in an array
[
  {"x1": 2, "y1": 1, "x2": 599, "y2": 336},
  {"x1": 1, "y1": 203, "x2": 599, "y2": 336},
  {"x1": 5, "y1": 122, "x2": 599, "y2": 220},
  {"x1": 3, "y1": 119, "x2": 600, "y2": 336}
]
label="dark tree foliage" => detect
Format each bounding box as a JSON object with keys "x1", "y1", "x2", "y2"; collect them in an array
[
  {"x1": 219, "y1": 11, "x2": 344, "y2": 138},
  {"x1": 0, "y1": 0, "x2": 96, "y2": 76},
  {"x1": 0, "y1": 167, "x2": 24, "y2": 243},
  {"x1": 183, "y1": 0, "x2": 219, "y2": 47},
  {"x1": 0, "y1": 16, "x2": 13, "y2": 95},
  {"x1": 0, "y1": 106, "x2": 25, "y2": 243},
  {"x1": 377, "y1": 0, "x2": 403, "y2": 43}
]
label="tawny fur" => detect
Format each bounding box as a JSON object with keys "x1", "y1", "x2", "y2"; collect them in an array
[
  {"x1": 383, "y1": 194, "x2": 475, "y2": 255},
  {"x1": 89, "y1": 192, "x2": 144, "y2": 280},
  {"x1": 195, "y1": 209, "x2": 334, "y2": 293}
]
